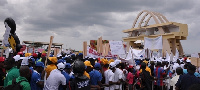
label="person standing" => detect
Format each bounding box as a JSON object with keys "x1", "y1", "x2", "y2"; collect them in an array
[
  {"x1": 30, "y1": 62, "x2": 44, "y2": 90},
  {"x1": 175, "y1": 64, "x2": 200, "y2": 90},
  {"x1": 140, "y1": 62, "x2": 153, "y2": 90},
  {"x1": 70, "y1": 60, "x2": 90, "y2": 90},
  {"x1": 45, "y1": 57, "x2": 57, "y2": 79},
  {"x1": 126, "y1": 65, "x2": 134, "y2": 90},
  {"x1": 89, "y1": 63, "x2": 103, "y2": 90},
  {"x1": 7, "y1": 66, "x2": 31, "y2": 90},
  {"x1": 170, "y1": 67, "x2": 183, "y2": 90},
  {"x1": 104, "y1": 62, "x2": 118, "y2": 90},
  {"x1": 44, "y1": 63, "x2": 66, "y2": 90},
  {"x1": 4, "y1": 57, "x2": 20, "y2": 87},
  {"x1": 154, "y1": 62, "x2": 166, "y2": 90},
  {"x1": 113, "y1": 60, "x2": 123, "y2": 90},
  {"x1": 0, "y1": 57, "x2": 5, "y2": 89}
]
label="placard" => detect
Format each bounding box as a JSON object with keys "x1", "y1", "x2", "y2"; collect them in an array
[
  {"x1": 191, "y1": 57, "x2": 198, "y2": 66},
  {"x1": 28, "y1": 48, "x2": 33, "y2": 53},
  {"x1": 109, "y1": 41, "x2": 125, "y2": 55},
  {"x1": 37, "y1": 49, "x2": 44, "y2": 53},
  {"x1": 191, "y1": 53, "x2": 199, "y2": 58}
]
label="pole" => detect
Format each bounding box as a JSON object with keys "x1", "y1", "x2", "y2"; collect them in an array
[{"x1": 44, "y1": 36, "x2": 54, "y2": 87}]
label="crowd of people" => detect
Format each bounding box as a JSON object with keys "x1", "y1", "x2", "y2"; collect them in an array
[{"x1": 0, "y1": 50, "x2": 200, "y2": 90}]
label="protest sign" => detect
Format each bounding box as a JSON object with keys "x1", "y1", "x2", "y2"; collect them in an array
[{"x1": 109, "y1": 41, "x2": 125, "y2": 55}]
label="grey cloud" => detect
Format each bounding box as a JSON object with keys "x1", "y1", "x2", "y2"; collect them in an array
[{"x1": 0, "y1": 0, "x2": 200, "y2": 53}]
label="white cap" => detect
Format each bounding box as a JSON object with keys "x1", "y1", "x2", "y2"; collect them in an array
[
  {"x1": 114, "y1": 59, "x2": 121, "y2": 65},
  {"x1": 186, "y1": 59, "x2": 191, "y2": 63},
  {"x1": 109, "y1": 62, "x2": 116, "y2": 68},
  {"x1": 57, "y1": 63, "x2": 65, "y2": 71},
  {"x1": 21, "y1": 57, "x2": 29, "y2": 66},
  {"x1": 57, "y1": 54, "x2": 62, "y2": 57},
  {"x1": 13, "y1": 55, "x2": 20, "y2": 62}
]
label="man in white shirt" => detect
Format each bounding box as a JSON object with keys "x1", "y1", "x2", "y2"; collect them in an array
[
  {"x1": 104, "y1": 62, "x2": 118, "y2": 90},
  {"x1": 172, "y1": 59, "x2": 181, "y2": 77},
  {"x1": 44, "y1": 63, "x2": 66, "y2": 90},
  {"x1": 170, "y1": 67, "x2": 183, "y2": 90},
  {"x1": 114, "y1": 60, "x2": 123, "y2": 90}
]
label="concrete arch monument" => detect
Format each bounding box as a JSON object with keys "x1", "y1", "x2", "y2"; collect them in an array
[{"x1": 123, "y1": 10, "x2": 188, "y2": 56}]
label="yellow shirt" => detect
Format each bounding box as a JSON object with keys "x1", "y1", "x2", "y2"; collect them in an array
[
  {"x1": 45, "y1": 64, "x2": 57, "y2": 79},
  {"x1": 84, "y1": 71, "x2": 90, "y2": 79},
  {"x1": 140, "y1": 66, "x2": 151, "y2": 76}
]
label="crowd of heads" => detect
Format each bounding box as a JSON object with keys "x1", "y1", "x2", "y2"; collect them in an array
[{"x1": 0, "y1": 50, "x2": 200, "y2": 90}]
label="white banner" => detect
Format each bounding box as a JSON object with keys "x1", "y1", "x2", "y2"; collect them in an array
[
  {"x1": 144, "y1": 36, "x2": 163, "y2": 49},
  {"x1": 109, "y1": 41, "x2": 125, "y2": 55},
  {"x1": 191, "y1": 53, "x2": 199, "y2": 58},
  {"x1": 132, "y1": 49, "x2": 145, "y2": 59},
  {"x1": 125, "y1": 47, "x2": 135, "y2": 66},
  {"x1": 175, "y1": 48, "x2": 179, "y2": 60},
  {"x1": 28, "y1": 48, "x2": 33, "y2": 53},
  {"x1": 165, "y1": 51, "x2": 170, "y2": 62}
]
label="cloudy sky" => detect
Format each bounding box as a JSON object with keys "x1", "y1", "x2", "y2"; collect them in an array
[{"x1": 0, "y1": 0, "x2": 199, "y2": 54}]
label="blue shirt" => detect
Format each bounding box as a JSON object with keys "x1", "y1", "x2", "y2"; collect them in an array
[
  {"x1": 154, "y1": 67, "x2": 165, "y2": 86},
  {"x1": 30, "y1": 70, "x2": 42, "y2": 90},
  {"x1": 89, "y1": 70, "x2": 102, "y2": 85},
  {"x1": 176, "y1": 73, "x2": 200, "y2": 90},
  {"x1": 61, "y1": 71, "x2": 70, "y2": 84},
  {"x1": 59, "y1": 71, "x2": 70, "y2": 90}
]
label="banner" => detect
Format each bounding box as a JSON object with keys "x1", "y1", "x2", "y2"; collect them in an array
[
  {"x1": 28, "y1": 48, "x2": 34, "y2": 53},
  {"x1": 175, "y1": 48, "x2": 179, "y2": 60},
  {"x1": 131, "y1": 49, "x2": 145, "y2": 59},
  {"x1": 90, "y1": 40, "x2": 97, "y2": 50},
  {"x1": 165, "y1": 51, "x2": 170, "y2": 62},
  {"x1": 191, "y1": 53, "x2": 199, "y2": 58},
  {"x1": 109, "y1": 41, "x2": 125, "y2": 55},
  {"x1": 144, "y1": 36, "x2": 163, "y2": 49},
  {"x1": 37, "y1": 49, "x2": 44, "y2": 53},
  {"x1": 125, "y1": 47, "x2": 135, "y2": 66}
]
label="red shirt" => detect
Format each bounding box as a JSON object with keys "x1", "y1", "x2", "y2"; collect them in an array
[{"x1": 127, "y1": 72, "x2": 134, "y2": 84}]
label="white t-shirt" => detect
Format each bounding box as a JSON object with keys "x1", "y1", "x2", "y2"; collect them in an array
[
  {"x1": 180, "y1": 64, "x2": 185, "y2": 69},
  {"x1": 136, "y1": 65, "x2": 140, "y2": 70},
  {"x1": 69, "y1": 71, "x2": 74, "y2": 77},
  {"x1": 172, "y1": 63, "x2": 180, "y2": 77},
  {"x1": 114, "y1": 68, "x2": 123, "y2": 90},
  {"x1": 44, "y1": 69, "x2": 66, "y2": 90},
  {"x1": 104, "y1": 69, "x2": 115, "y2": 90},
  {"x1": 122, "y1": 69, "x2": 128, "y2": 81},
  {"x1": 170, "y1": 75, "x2": 180, "y2": 90},
  {"x1": 164, "y1": 65, "x2": 168, "y2": 70}
]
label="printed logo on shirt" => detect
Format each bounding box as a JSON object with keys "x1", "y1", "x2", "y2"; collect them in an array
[{"x1": 77, "y1": 80, "x2": 89, "y2": 88}]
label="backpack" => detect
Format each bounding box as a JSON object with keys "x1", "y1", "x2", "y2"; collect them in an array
[{"x1": 4, "y1": 79, "x2": 26, "y2": 90}]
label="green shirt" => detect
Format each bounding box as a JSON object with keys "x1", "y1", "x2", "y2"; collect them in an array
[
  {"x1": 7, "y1": 76, "x2": 31, "y2": 90},
  {"x1": 4, "y1": 66, "x2": 20, "y2": 87}
]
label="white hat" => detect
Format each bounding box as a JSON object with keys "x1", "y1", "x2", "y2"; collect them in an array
[
  {"x1": 57, "y1": 63, "x2": 65, "y2": 71},
  {"x1": 21, "y1": 57, "x2": 29, "y2": 66},
  {"x1": 114, "y1": 59, "x2": 121, "y2": 65},
  {"x1": 186, "y1": 59, "x2": 191, "y2": 63},
  {"x1": 13, "y1": 55, "x2": 20, "y2": 62},
  {"x1": 109, "y1": 62, "x2": 116, "y2": 68},
  {"x1": 57, "y1": 54, "x2": 62, "y2": 57}
]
